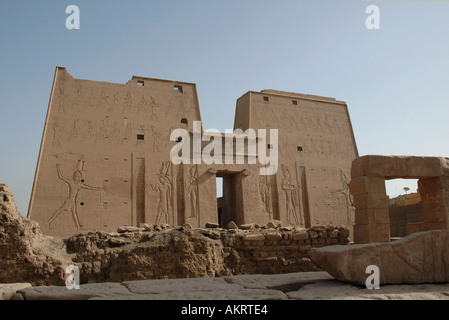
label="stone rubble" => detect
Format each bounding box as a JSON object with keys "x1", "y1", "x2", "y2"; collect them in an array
[{"x1": 0, "y1": 184, "x2": 350, "y2": 287}]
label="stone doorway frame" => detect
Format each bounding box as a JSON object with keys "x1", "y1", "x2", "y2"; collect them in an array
[{"x1": 349, "y1": 155, "x2": 449, "y2": 244}]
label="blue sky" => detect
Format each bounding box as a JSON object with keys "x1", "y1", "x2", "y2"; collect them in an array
[{"x1": 1, "y1": 0, "x2": 448, "y2": 215}]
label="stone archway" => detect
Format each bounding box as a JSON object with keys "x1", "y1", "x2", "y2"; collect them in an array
[{"x1": 349, "y1": 155, "x2": 449, "y2": 244}]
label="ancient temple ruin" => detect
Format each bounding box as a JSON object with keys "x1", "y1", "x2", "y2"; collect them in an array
[{"x1": 28, "y1": 67, "x2": 359, "y2": 237}]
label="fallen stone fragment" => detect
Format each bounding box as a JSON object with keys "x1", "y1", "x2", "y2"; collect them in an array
[
  {"x1": 205, "y1": 222, "x2": 219, "y2": 228},
  {"x1": 267, "y1": 220, "x2": 282, "y2": 229},
  {"x1": 0, "y1": 283, "x2": 32, "y2": 300},
  {"x1": 228, "y1": 221, "x2": 238, "y2": 230},
  {"x1": 309, "y1": 230, "x2": 449, "y2": 286},
  {"x1": 117, "y1": 226, "x2": 139, "y2": 233}
]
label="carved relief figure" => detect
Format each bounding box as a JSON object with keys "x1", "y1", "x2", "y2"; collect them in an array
[
  {"x1": 52, "y1": 121, "x2": 63, "y2": 147},
  {"x1": 187, "y1": 165, "x2": 199, "y2": 219},
  {"x1": 68, "y1": 119, "x2": 81, "y2": 142},
  {"x1": 150, "y1": 96, "x2": 159, "y2": 122},
  {"x1": 98, "y1": 89, "x2": 108, "y2": 107},
  {"x1": 57, "y1": 87, "x2": 66, "y2": 113},
  {"x1": 281, "y1": 165, "x2": 301, "y2": 225},
  {"x1": 83, "y1": 120, "x2": 94, "y2": 142},
  {"x1": 151, "y1": 126, "x2": 161, "y2": 152},
  {"x1": 330, "y1": 169, "x2": 355, "y2": 226},
  {"x1": 111, "y1": 121, "x2": 121, "y2": 143},
  {"x1": 96, "y1": 120, "x2": 107, "y2": 143},
  {"x1": 122, "y1": 122, "x2": 132, "y2": 144},
  {"x1": 150, "y1": 161, "x2": 173, "y2": 225},
  {"x1": 259, "y1": 172, "x2": 273, "y2": 218},
  {"x1": 122, "y1": 92, "x2": 132, "y2": 113},
  {"x1": 87, "y1": 88, "x2": 96, "y2": 106},
  {"x1": 48, "y1": 157, "x2": 102, "y2": 230},
  {"x1": 137, "y1": 95, "x2": 148, "y2": 115}
]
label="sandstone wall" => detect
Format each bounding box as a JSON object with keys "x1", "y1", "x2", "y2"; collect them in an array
[{"x1": 1, "y1": 184, "x2": 349, "y2": 286}]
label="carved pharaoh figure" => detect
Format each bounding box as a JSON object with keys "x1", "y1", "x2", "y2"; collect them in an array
[
  {"x1": 150, "y1": 162, "x2": 174, "y2": 225},
  {"x1": 187, "y1": 165, "x2": 199, "y2": 219},
  {"x1": 281, "y1": 165, "x2": 301, "y2": 226},
  {"x1": 259, "y1": 172, "x2": 273, "y2": 218},
  {"x1": 48, "y1": 157, "x2": 102, "y2": 230}
]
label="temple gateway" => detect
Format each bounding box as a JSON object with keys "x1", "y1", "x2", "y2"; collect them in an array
[{"x1": 28, "y1": 67, "x2": 359, "y2": 237}]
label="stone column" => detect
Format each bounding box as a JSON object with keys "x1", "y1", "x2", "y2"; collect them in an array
[{"x1": 350, "y1": 175, "x2": 390, "y2": 243}]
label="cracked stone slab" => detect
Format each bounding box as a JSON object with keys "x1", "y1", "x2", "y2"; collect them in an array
[
  {"x1": 17, "y1": 282, "x2": 132, "y2": 300},
  {"x1": 90, "y1": 288, "x2": 288, "y2": 300},
  {"x1": 122, "y1": 277, "x2": 244, "y2": 294},
  {"x1": 309, "y1": 230, "x2": 449, "y2": 286},
  {"x1": 0, "y1": 283, "x2": 32, "y2": 300},
  {"x1": 223, "y1": 272, "x2": 333, "y2": 290},
  {"x1": 287, "y1": 279, "x2": 449, "y2": 300}
]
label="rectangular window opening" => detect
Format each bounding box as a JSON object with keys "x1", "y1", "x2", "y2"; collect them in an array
[
  {"x1": 174, "y1": 85, "x2": 183, "y2": 93},
  {"x1": 297, "y1": 146, "x2": 303, "y2": 151},
  {"x1": 292, "y1": 100, "x2": 298, "y2": 105},
  {"x1": 181, "y1": 118, "x2": 188, "y2": 125},
  {"x1": 263, "y1": 96, "x2": 269, "y2": 102},
  {"x1": 137, "y1": 80, "x2": 144, "y2": 87},
  {"x1": 137, "y1": 134, "x2": 145, "y2": 141}
]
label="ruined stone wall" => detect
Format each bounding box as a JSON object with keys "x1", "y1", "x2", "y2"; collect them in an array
[{"x1": 2, "y1": 184, "x2": 350, "y2": 286}]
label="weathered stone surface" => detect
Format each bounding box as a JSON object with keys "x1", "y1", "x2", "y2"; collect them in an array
[
  {"x1": 265, "y1": 232, "x2": 282, "y2": 241},
  {"x1": 117, "y1": 226, "x2": 139, "y2": 233},
  {"x1": 13, "y1": 271, "x2": 449, "y2": 300},
  {"x1": 239, "y1": 223, "x2": 255, "y2": 230},
  {"x1": 205, "y1": 222, "x2": 219, "y2": 228},
  {"x1": 309, "y1": 230, "x2": 449, "y2": 285},
  {"x1": 351, "y1": 155, "x2": 449, "y2": 243},
  {"x1": 0, "y1": 283, "x2": 32, "y2": 300},
  {"x1": 228, "y1": 221, "x2": 238, "y2": 230},
  {"x1": 267, "y1": 220, "x2": 282, "y2": 229},
  {"x1": 0, "y1": 184, "x2": 73, "y2": 286},
  {"x1": 0, "y1": 184, "x2": 350, "y2": 285}
]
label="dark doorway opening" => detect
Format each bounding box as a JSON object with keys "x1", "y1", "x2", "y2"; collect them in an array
[{"x1": 216, "y1": 172, "x2": 244, "y2": 228}]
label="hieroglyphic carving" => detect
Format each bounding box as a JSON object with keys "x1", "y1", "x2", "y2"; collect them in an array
[
  {"x1": 330, "y1": 169, "x2": 354, "y2": 226},
  {"x1": 68, "y1": 119, "x2": 80, "y2": 142},
  {"x1": 57, "y1": 87, "x2": 66, "y2": 113},
  {"x1": 187, "y1": 165, "x2": 199, "y2": 219},
  {"x1": 137, "y1": 95, "x2": 148, "y2": 115},
  {"x1": 150, "y1": 96, "x2": 159, "y2": 122},
  {"x1": 150, "y1": 161, "x2": 174, "y2": 225},
  {"x1": 98, "y1": 89, "x2": 108, "y2": 108},
  {"x1": 95, "y1": 120, "x2": 108, "y2": 143},
  {"x1": 281, "y1": 165, "x2": 302, "y2": 226},
  {"x1": 151, "y1": 126, "x2": 160, "y2": 152},
  {"x1": 83, "y1": 120, "x2": 94, "y2": 142},
  {"x1": 51, "y1": 120, "x2": 63, "y2": 147},
  {"x1": 122, "y1": 92, "x2": 132, "y2": 114},
  {"x1": 48, "y1": 155, "x2": 102, "y2": 230},
  {"x1": 111, "y1": 121, "x2": 121, "y2": 143},
  {"x1": 122, "y1": 122, "x2": 132, "y2": 144},
  {"x1": 259, "y1": 171, "x2": 273, "y2": 219}
]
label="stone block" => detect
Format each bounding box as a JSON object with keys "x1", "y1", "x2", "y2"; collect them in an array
[
  {"x1": 228, "y1": 221, "x2": 238, "y2": 230},
  {"x1": 309, "y1": 230, "x2": 449, "y2": 285},
  {"x1": 292, "y1": 231, "x2": 309, "y2": 241},
  {"x1": 349, "y1": 176, "x2": 386, "y2": 197},
  {"x1": 405, "y1": 157, "x2": 443, "y2": 177},
  {"x1": 353, "y1": 193, "x2": 388, "y2": 210},
  {"x1": 243, "y1": 233, "x2": 265, "y2": 241},
  {"x1": 266, "y1": 220, "x2": 282, "y2": 229},
  {"x1": 406, "y1": 222, "x2": 422, "y2": 235},
  {"x1": 353, "y1": 223, "x2": 390, "y2": 244},
  {"x1": 205, "y1": 222, "x2": 219, "y2": 229},
  {"x1": 352, "y1": 155, "x2": 408, "y2": 178},
  {"x1": 308, "y1": 231, "x2": 318, "y2": 239}
]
